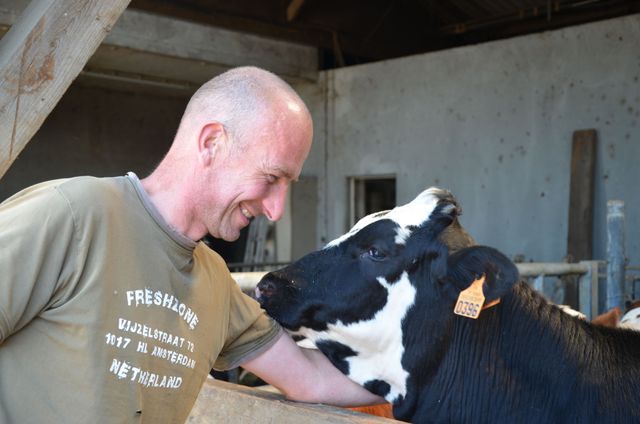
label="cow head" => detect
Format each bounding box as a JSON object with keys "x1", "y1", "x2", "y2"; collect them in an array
[{"x1": 256, "y1": 187, "x2": 518, "y2": 403}]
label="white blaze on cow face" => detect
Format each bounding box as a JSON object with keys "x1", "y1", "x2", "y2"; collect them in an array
[
  {"x1": 326, "y1": 187, "x2": 443, "y2": 248},
  {"x1": 296, "y1": 271, "x2": 417, "y2": 403}
]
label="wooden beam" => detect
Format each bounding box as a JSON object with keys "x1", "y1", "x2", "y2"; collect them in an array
[
  {"x1": 129, "y1": 0, "x2": 331, "y2": 56},
  {"x1": 0, "y1": 5, "x2": 319, "y2": 90},
  {"x1": 286, "y1": 0, "x2": 305, "y2": 22},
  {"x1": 561, "y1": 129, "x2": 597, "y2": 308},
  {"x1": 567, "y1": 129, "x2": 597, "y2": 261},
  {"x1": 0, "y1": 0, "x2": 130, "y2": 179},
  {"x1": 188, "y1": 377, "x2": 400, "y2": 423},
  {"x1": 103, "y1": 9, "x2": 318, "y2": 83}
]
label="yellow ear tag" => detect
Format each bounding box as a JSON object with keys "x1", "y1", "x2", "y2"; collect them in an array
[{"x1": 454, "y1": 275, "x2": 486, "y2": 319}]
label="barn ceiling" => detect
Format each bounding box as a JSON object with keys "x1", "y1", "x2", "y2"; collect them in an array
[{"x1": 129, "y1": 0, "x2": 640, "y2": 69}]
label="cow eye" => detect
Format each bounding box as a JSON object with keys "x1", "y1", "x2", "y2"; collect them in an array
[{"x1": 366, "y1": 247, "x2": 386, "y2": 261}]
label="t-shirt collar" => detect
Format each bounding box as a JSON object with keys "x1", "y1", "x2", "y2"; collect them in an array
[{"x1": 125, "y1": 172, "x2": 198, "y2": 251}]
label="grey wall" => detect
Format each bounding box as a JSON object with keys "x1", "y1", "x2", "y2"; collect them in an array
[
  {"x1": 3, "y1": 14, "x2": 638, "y2": 269},
  {"x1": 292, "y1": 78, "x2": 329, "y2": 252},
  {"x1": 313, "y1": 14, "x2": 640, "y2": 265},
  {"x1": 0, "y1": 84, "x2": 188, "y2": 201}
]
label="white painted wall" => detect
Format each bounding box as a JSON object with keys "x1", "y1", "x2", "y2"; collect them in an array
[{"x1": 309, "y1": 14, "x2": 640, "y2": 265}]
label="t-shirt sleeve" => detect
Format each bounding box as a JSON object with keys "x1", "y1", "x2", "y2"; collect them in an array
[
  {"x1": 213, "y1": 277, "x2": 282, "y2": 371},
  {"x1": 0, "y1": 184, "x2": 78, "y2": 343}
]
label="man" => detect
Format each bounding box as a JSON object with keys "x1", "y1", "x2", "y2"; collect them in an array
[{"x1": 0, "y1": 67, "x2": 382, "y2": 423}]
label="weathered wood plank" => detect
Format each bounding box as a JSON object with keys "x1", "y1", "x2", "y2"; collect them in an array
[
  {"x1": 1, "y1": 4, "x2": 318, "y2": 91},
  {"x1": 561, "y1": 129, "x2": 597, "y2": 309},
  {"x1": 103, "y1": 9, "x2": 318, "y2": 83},
  {"x1": 187, "y1": 378, "x2": 400, "y2": 423},
  {"x1": 567, "y1": 129, "x2": 597, "y2": 261},
  {"x1": 0, "y1": 0, "x2": 130, "y2": 179},
  {"x1": 286, "y1": 0, "x2": 306, "y2": 22}
]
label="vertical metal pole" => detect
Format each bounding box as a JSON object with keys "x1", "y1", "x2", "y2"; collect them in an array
[
  {"x1": 578, "y1": 260, "x2": 600, "y2": 319},
  {"x1": 533, "y1": 274, "x2": 545, "y2": 294},
  {"x1": 606, "y1": 200, "x2": 626, "y2": 311}
]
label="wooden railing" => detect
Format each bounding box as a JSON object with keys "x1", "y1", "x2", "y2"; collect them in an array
[{"x1": 187, "y1": 377, "x2": 400, "y2": 423}]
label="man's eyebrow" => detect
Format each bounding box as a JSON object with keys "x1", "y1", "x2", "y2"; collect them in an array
[{"x1": 269, "y1": 166, "x2": 297, "y2": 182}]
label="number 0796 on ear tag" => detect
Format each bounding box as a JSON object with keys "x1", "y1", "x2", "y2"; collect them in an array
[{"x1": 454, "y1": 275, "x2": 486, "y2": 319}]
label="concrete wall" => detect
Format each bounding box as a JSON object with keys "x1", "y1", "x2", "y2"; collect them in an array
[
  {"x1": 314, "y1": 14, "x2": 640, "y2": 265},
  {"x1": 292, "y1": 78, "x2": 329, "y2": 255},
  {"x1": 0, "y1": 84, "x2": 187, "y2": 200},
  {"x1": 3, "y1": 14, "x2": 638, "y2": 269}
]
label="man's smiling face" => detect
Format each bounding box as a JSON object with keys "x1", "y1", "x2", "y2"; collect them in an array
[{"x1": 200, "y1": 105, "x2": 312, "y2": 242}]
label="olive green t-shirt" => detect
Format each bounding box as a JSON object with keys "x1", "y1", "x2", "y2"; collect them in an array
[{"x1": 0, "y1": 174, "x2": 281, "y2": 423}]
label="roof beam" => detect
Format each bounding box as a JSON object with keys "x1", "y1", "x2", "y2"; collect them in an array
[
  {"x1": 0, "y1": 0, "x2": 130, "y2": 180},
  {"x1": 0, "y1": 3, "x2": 319, "y2": 95},
  {"x1": 286, "y1": 0, "x2": 305, "y2": 22},
  {"x1": 129, "y1": 0, "x2": 332, "y2": 52},
  {"x1": 100, "y1": 8, "x2": 318, "y2": 84}
]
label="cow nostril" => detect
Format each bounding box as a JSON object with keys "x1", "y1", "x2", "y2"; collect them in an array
[{"x1": 257, "y1": 280, "x2": 278, "y2": 299}]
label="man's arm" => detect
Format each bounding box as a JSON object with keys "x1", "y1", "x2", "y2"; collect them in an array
[{"x1": 241, "y1": 332, "x2": 386, "y2": 406}]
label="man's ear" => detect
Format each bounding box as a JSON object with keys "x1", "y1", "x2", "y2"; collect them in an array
[
  {"x1": 198, "y1": 122, "x2": 227, "y2": 166},
  {"x1": 445, "y1": 246, "x2": 519, "y2": 302}
]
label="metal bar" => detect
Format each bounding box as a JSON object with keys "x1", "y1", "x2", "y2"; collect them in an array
[
  {"x1": 235, "y1": 263, "x2": 597, "y2": 296},
  {"x1": 590, "y1": 261, "x2": 600, "y2": 318},
  {"x1": 233, "y1": 271, "x2": 268, "y2": 292},
  {"x1": 532, "y1": 274, "x2": 545, "y2": 294},
  {"x1": 516, "y1": 262, "x2": 590, "y2": 277},
  {"x1": 606, "y1": 200, "x2": 626, "y2": 311},
  {"x1": 227, "y1": 261, "x2": 291, "y2": 269},
  {"x1": 578, "y1": 260, "x2": 600, "y2": 319}
]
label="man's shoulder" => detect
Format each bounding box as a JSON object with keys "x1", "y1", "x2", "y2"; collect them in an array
[
  {"x1": 54, "y1": 175, "x2": 131, "y2": 207},
  {"x1": 48, "y1": 176, "x2": 133, "y2": 223},
  {"x1": 1, "y1": 176, "x2": 120, "y2": 213},
  {"x1": 56, "y1": 175, "x2": 126, "y2": 197}
]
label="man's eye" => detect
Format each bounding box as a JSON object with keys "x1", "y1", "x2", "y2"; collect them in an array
[
  {"x1": 367, "y1": 247, "x2": 386, "y2": 261},
  {"x1": 266, "y1": 174, "x2": 278, "y2": 183}
]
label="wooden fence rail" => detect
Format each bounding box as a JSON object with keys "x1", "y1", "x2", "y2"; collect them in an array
[{"x1": 187, "y1": 377, "x2": 400, "y2": 423}]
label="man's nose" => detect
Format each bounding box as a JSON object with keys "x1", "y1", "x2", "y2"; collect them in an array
[{"x1": 263, "y1": 182, "x2": 288, "y2": 222}]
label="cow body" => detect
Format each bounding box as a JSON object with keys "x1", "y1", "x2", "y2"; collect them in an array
[{"x1": 256, "y1": 188, "x2": 640, "y2": 423}]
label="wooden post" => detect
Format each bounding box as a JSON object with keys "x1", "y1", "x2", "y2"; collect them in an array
[
  {"x1": 563, "y1": 129, "x2": 597, "y2": 308},
  {"x1": 566, "y1": 129, "x2": 597, "y2": 261},
  {"x1": 0, "y1": 0, "x2": 130, "y2": 179}
]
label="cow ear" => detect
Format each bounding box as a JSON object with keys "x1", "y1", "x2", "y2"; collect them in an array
[
  {"x1": 445, "y1": 246, "x2": 519, "y2": 302},
  {"x1": 430, "y1": 198, "x2": 460, "y2": 234}
]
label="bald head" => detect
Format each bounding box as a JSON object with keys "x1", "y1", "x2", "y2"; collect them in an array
[
  {"x1": 142, "y1": 66, "x2": 313, "y2": 241},
  {"x1": 176, "y1": 66, "x2": 311, "y2": 154}
]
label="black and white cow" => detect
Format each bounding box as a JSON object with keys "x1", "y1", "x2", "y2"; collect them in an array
[{"x1": 256, "y1": 187, "x2": 640, "y2": 423}]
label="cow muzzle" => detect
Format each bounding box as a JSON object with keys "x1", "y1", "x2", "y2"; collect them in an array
[{"x1": 255, "y1": 272, "x2": 290, "y2": 303}]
